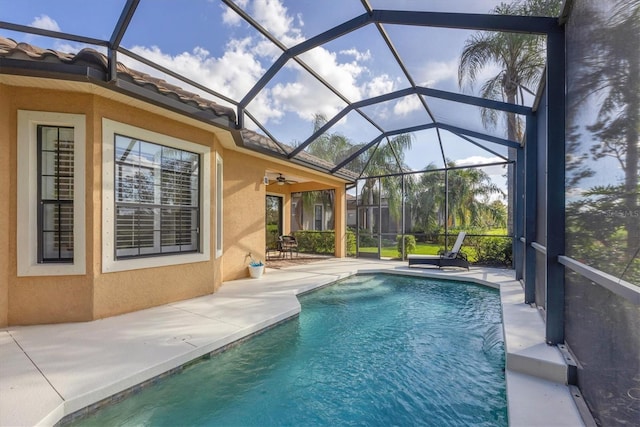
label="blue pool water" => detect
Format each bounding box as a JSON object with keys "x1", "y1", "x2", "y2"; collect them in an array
[{"x1": 72, "y1": 274, "x2": 506, "y2": 426}]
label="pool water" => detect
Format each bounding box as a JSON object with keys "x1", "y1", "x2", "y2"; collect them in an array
[{"x1": 71, "y1": 274, "x2": 507, "y2": 426}]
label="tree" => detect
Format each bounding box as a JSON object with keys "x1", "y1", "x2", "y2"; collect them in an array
[
  {"x1": 563, "y1": 0, "x2": 639, "y2": 284},
  {"x1": 458, "y1": 0, "x2": 563, "y2": 233},
  {"x1": 307, "y1": 114, "x2": 353, "y2": 164},
  {"x1": 302, "y1": 115, "x2": 413, "y2": 234},
  {"x1": 296, "y1": 114, "x2": 353, "y2": 232},
  {"x1": 406, "y1": 164, "x2": 445, "y2": 237},
  {"x1": 581, "y1": 0, "x2": 639, "y2": 259},
  {"x1": 359, "y1": 134, "x2": 413, "y2": 234},
  {"x1": 447, "y1": 165, "x2": 505, "y2": 229}
]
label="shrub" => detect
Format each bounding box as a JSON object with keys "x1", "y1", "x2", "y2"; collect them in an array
[
  {"x1": 358, "y1": 230, "x2": 377, "y2": 247},
  {"x1": 472, "y1": 237, "x2": 512, "y2": 266},
  {"x1": 346, "y1": 229, "x2": 356, "y2": 256},
  {"x1": 293, "y1": 230, "x2": 356, "y2": 256},
  {"x1": 295, "y1": 230, "x2": 333, "y2": 254},
  {"x1": 396, "y1": 235, "x2": 416, "y2": 259}
]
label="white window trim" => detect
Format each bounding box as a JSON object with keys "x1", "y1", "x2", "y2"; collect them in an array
[
  {"x1": 17, "y1": 111, "x2": 86, "y2": 276},
  {"x1": 102, "y1": 118, "x2": 210, "y2": 273},
  {"x1": 215, "y1": 152, "x2": 223, "y2": 259}
]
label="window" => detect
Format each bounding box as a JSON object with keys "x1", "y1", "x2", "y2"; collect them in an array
[
  {"x1": 17, "y1": 111, "x2": 86, "y2": 276},
  {"x1": 38, "y1": 125, "x2": 75, "y2": 262},
  {"x1": 114, "y1": 135, "x2": 200, "y2": 258},
  {"x1": 314, "y1": 204, "x2": 324, "y2": 231},
  {"x1": 215, "y1": 153, "x2": 223, "y2": 258},
  {"x1": 102, "y1": 119, "x2": 210, "y2": 273}
]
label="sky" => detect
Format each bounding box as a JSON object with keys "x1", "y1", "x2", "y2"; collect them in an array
[{"x1": 0, "y1": 0, "x2": 547, "y2": 196}]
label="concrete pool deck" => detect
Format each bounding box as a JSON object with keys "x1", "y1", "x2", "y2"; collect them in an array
[{"x1": 1, "y1": 258, "x2": 585, "y2": 426}]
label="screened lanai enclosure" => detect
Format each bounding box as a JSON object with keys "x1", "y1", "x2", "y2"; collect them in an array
[{"x1": 1, "y1": 0, "x2": 638, "y2": 425}]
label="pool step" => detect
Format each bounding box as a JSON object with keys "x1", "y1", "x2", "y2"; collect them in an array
[
  {"x1": 500, "y1": 281, "x2": 570, "y2": 384},
  {"x1": 500, "y1": 280, "x2": 588, "y2": 426},
  {"x1": 506, "y1": 370, "x2": 585, "y2": 426}
]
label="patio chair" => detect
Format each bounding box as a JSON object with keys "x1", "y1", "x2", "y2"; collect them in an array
[
  {"x1": 279, "y1": 235, "x2": 299, "y2": 259},
  {"x1": 407, "y1": 232, "x2": 469, "y2": 270}
]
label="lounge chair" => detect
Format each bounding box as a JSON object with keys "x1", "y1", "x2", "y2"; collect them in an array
[{"x1": 407, "y1": 232, "x2": 469, "y2": 270}]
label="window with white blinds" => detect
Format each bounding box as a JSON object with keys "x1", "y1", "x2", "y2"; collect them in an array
[
  {"x1": 17, "y1": 111, "x2": 86, "y2": 276},
  {"x1": 37, "y1": 125, "x2": 74, "y2": 262},
  {"x1": 114, "y1": 134, "x2": 200, "y2": 259}
]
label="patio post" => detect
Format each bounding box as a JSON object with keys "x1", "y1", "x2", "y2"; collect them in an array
[
  {"x1": 545, "y1": 27, "x2": 566, "y2": 345},
  {"x1": 334, "y1": 185, "x2": 347, "y2": 257},
  {"x1": 524, "y1": 114, "x2": 537, "y2": 304},
  {"x1": 514, "y1": 148, "x2": 524, "y2": 280}
]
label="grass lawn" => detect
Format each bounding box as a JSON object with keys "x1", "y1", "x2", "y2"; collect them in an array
[
  {"x1": 359, "y1": 242, "x2": 442, "y2": 259},
  {"x1": 357, "y1": 230, "x2": 508, "y2": 261}
]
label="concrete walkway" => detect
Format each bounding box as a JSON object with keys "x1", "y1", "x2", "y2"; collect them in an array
[{"x1": 1, "y1": 258, "x2": 585, "y2": 426}]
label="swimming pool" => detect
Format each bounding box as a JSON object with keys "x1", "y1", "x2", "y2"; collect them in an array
[{"x1": 70, "y1": 274, "x2": 506, "y2": 426}]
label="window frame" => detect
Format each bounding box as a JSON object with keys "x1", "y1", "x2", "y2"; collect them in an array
[
  {"x1": 215, "y1": 152, "x2": 223, "y2": 259},
  {"x1": 102, "y1": 119, "x2": 210, "y2": 273},
  {"x1": 17, "y1": 111, "x2": 86, "y2": 276},
  {"x1": 113, "y1": 134, "x2": 201, "y2": 259},
  {"x1": 37, "y1": 125, "x2": 75, "y2": 263}
]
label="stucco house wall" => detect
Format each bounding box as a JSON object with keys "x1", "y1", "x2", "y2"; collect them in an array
[{"x1": 0, "y1": 81, "x2": 347, "y2": 326}]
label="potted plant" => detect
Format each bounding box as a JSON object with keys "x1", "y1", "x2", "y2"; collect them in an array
[{"x1": 247, "y1": 254, "x2": 265, "y2": 279}]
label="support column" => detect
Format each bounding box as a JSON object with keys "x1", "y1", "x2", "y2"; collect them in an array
[
  {"x1": 334, "y1": 185, "x2": 346, "y2": 258},
  {"x1": 524, "y1": 114, "x2": 538, "y2": 304},
  {"x1": 514, "y1": 149, "x2": 524, "y2": 280},
  {"x1": 545, "y1": 28, "x2": 566, "y2": 345}
]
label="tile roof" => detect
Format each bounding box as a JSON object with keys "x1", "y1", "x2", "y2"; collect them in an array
[
  {"x1": 0, "y1": 36, "x2": 236, "y2": 124},
  {"x1": 0, "y1": 36, "x2": 357, "y2": 182}
]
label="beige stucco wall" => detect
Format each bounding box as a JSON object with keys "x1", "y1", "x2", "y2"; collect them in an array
[
  {"x1": 0, "y1": 84, "x2": 10, "y2": 327},
  {"x1": 90, "y1": 97, "x2": 225, "y2": 319},
  {"x1": 6, "y1": 87, "x2": 94, "y2": 325},
  {"x1": 223, "y1": 150, "x2": 271, "y2": 280},
  {"x1": 1, "y1": 81, "x2": 348, "y2": 326},
  {"x1": 2, "y1": 86, "x2": 226, "y2": 324}
]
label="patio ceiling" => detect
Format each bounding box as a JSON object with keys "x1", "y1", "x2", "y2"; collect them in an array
[{"x1": 0, "y1": 0, "x2": 561, "y2": 182}]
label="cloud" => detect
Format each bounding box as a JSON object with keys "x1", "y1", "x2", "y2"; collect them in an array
[
  {"x1": 394, "y1": 95, "x2": 422, "y2": 116},
  {"x1": 127, "y1": 36, "x2": 265, "y2": 101},
  {"x1": 108, "y1": 0, "x2": 412, "y2": 138},
  {"x1": 298, "y1": 47, "x2": 366, "y2": 101},
  {"x1": 365, "y1": 74, "x2": 395, "y2": 98},
  {"x1": 250, "y1": 0, "x2": 304, "y2": 45},
  {"x1": 340, "y1": 48, "x2": 371, "y2": 62},
  {"x1": 270, "y1": 72, "x2": 344, "y2": 121},
  {"x1": 248, "y1": 91, "x2": 284, "y2": 124},
  {"x1": 30, "y1": 15, "x2": 60, "y2": 32},
  {"x1": 221, "y1": 0, "x2": 247, "y2": 26},
  {"x1": 418, "y1": 59, "x2": 458, "y2": 87},
  {"x1": 456, "y1": 155, "x2": 504, "y2": 167}
]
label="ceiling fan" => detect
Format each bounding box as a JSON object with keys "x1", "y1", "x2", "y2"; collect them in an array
[{"x1": 274, "y1": 173, "x2": 297, "y2": 186}]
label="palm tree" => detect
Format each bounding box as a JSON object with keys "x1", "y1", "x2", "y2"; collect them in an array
[
  {"x1": 406, "y1": 164, "x2": 445, "y2": 238},
  {"x1": 359, "y1": 134, "x2": 413, "y2": 234},
  {"x1": 458, "y1": 0, "x2": 562, "y2": 232},
  {"x1": 298, "y1": 114, "x2": 354, "y2": 232},
  {"x1": 446, "y1": 165, "x2": 504, "y2": 228},
  {"x1": 307, "y1": 114, "x2": 353, "y2": 164}
]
